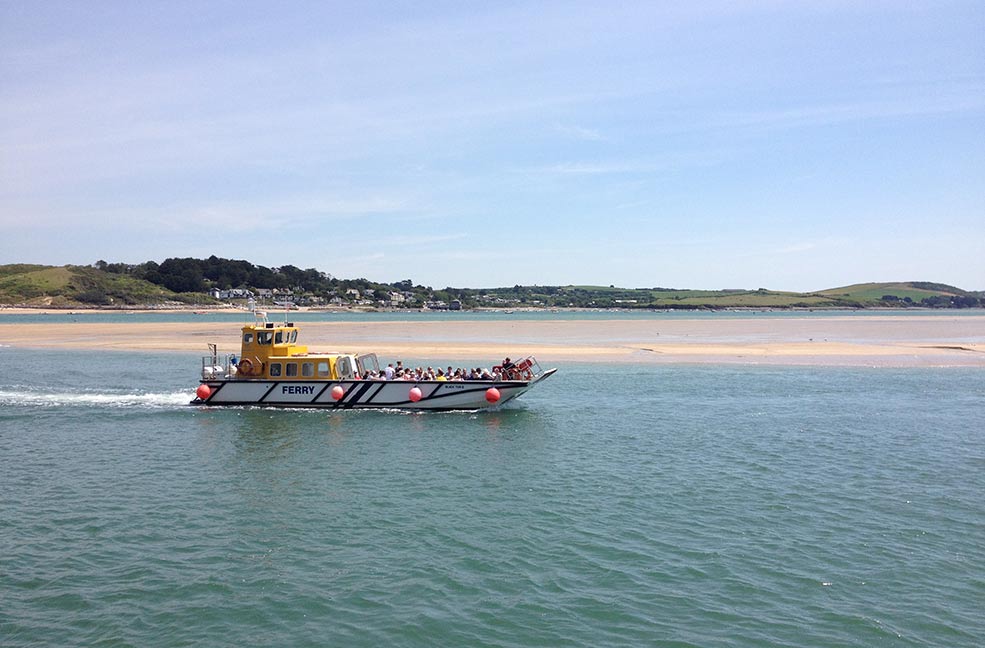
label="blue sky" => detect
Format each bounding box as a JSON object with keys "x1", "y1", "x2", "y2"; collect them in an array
[{"x1": 2, "y1": 1, "x2": 983, "y2": 291}]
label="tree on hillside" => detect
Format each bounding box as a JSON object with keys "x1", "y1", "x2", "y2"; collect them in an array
[
  {"x1": 157, "y1": 258, "x2": 205, "y2": 293},
  {"x1": 247, "y1": 265, "x2": 281, "y2": 289},
  {"x1": 202, "y1": 256, "x2": 252, "y2": 289}
]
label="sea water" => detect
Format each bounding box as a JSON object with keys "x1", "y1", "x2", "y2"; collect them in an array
[
  {"x1": 4, "y1": 307, "x2": 985, "y2": 325},
  {"x1": 1, "y1": 346, "x2": 983, "y2": 647}
]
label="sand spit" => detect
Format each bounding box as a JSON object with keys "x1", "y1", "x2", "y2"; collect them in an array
[{"x1": 2, "y1": 315, "x2": 984, "y2": 367}]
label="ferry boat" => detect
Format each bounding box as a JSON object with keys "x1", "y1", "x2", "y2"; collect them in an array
[{"x1": 191, "y1": 312, "x2": 557, "y2": 410}]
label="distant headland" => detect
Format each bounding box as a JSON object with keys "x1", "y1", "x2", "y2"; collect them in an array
[{"x1": 1, "y1": 260, "x2": 982, "y2": 311}]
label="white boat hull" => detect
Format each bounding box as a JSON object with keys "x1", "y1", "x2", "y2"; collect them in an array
[{"x1": 193, "y1": 369, "x2": 556, "y2": 411}]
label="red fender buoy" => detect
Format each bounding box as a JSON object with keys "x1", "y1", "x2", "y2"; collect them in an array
[
  {"x1": 331, "y1": 386, "x2": 345, "y2": 401},
  {"x1": 485, "y1": 387, "x2": 501, "y2": 404},
  {"x1": 196, "y1": 384, "x2": 212, "y2": 400},
  {"x1": 409, "y1": 387, "x2": 423, "y2": 402}
]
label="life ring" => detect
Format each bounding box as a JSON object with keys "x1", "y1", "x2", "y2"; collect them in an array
[{"x1": 238, "y1": 358, "x2": 255, "y2": 376}]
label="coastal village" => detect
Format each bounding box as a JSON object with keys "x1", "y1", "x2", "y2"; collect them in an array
[{"x1": 209, "y1": 286, "x2": 466, "y2": 311}]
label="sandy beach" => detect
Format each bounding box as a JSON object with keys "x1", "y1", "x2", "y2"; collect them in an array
[{"x1": 2, "y1": 313, "x2": 984, "y2": 366}]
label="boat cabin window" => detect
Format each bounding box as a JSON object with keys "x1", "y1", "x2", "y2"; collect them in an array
[
  {"x1": 243, "y1": 333, "x2": 253, "y2": 344},
  {"x1": 302, "y1": 362, "x2": 314, "y2": 377},
  {"x1": 336, "y1": 356, "x2": 353, "y2": 379},
  {"x1": 357, "y1": 354, "x2": 380, "y2": 375},
  {"x1": 286, "y1": 363, "x2": 298, "y2": 377},
  {"x1": 271, "y1": 330, "x2": 297, "y2": 345},
  {"x1": 257, "y1": 331, "x2": 273, "y2": 345},
  {"x1": 317, "y1": 362, "x2": 330, "y2": 377},
  {"x1": 269, "y1": 362, "x2": 282, "y2": 377}
]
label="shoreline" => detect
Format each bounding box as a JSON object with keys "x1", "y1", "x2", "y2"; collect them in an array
[
  {"x1": 2, "y1": 317, "x2": 983, "y2": 367},
  {"x1": 1, "y1": 305, "x2": 979, "y2": 316}
]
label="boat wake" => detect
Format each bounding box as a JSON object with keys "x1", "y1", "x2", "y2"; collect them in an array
[{"x1": 0, "y1": 389, "x2": 193, "y2": 410}]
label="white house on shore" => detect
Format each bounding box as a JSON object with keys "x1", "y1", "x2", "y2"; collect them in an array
[{"x1": 210, "y1": 288, "x2": 254, "y2": 300}]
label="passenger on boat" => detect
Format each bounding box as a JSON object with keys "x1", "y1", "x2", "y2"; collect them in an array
[{"x1": 500, "y1": 357, "x2": 516, "y2": 379}]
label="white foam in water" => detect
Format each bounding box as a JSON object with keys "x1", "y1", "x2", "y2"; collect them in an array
[{"x1": 0, "y1": 389, "x2": 192, "y2": 409}]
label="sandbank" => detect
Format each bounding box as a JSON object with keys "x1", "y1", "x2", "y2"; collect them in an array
[{"x1": 2, "y1": 315, "x2": 983, "y2": 366}]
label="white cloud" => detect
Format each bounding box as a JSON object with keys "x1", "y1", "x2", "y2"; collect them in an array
[
  {"x1": 553, "y1": 122, "x2": 607, "y2": 142},
  {"x1": 775, "y1": 242, "x2": 818, "y2": 255},
  {"x1": 377, "y1": 233, "x2": 467, "y2": 248}
]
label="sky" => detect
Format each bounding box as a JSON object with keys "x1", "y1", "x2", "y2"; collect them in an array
[{"x1": 1, "y1": 1, "x2": 983, "y2": 291}]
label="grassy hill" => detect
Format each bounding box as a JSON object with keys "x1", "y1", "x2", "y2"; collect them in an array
[
  {"x1": 474, "y1": 282, "x2": 980, "y2": 309},
  {"x1": 558, "y1": 282, "x2": 978, "y2": 309},
  {"x1": 817, "y1": 282, "x2": 969, "y2": 302},
  {"x1": 0, "y1": 265, "x2": 214, "y2": 308}
]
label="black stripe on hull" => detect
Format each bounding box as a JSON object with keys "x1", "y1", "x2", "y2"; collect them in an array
[
  {"x1": 202, "y1": 381, "x2": 226, "y2": 403},
  {"x1": 312, "y1": 383, "x2": 332, "y2": 402},
  {"x1": 257, "y1": 383, "x2": 279, "y2": 403},
  {"x1": 339, "y1": 381, "x2": 375, "y2": 409}
]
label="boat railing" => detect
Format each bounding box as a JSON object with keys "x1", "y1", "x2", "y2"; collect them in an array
[
  {"x1": 494, "y1": 356, "x2": 543, "y2": 381},
  {"x1": 201, "y1": 353, "x2": 238, "y2": 380},
  {"x1": 519, "y1": 356, "x2": 545, "y2": 379}
]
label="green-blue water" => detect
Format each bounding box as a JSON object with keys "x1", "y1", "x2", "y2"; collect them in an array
[
  {"x1": 2, "y1": 347, "x2": 983, "y2": 647},
  {"x1": 3, "y1": 307, "x2": 985, "y2": 325}
]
